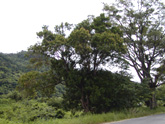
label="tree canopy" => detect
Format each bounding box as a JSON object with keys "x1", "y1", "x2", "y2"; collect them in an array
[
  {"x1": 104, "y1": 0, "x2": 165, "y2": 108},
  {"x1": 27, "y1": 14, "x2": 136, "y2": 113}
]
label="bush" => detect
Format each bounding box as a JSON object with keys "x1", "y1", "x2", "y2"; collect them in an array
[
  {"x1": 0, "y1": 98, "x2": 11, "y2": 104},
  {"x1": 6, "y1": 91, "x2": 22, "y2": 101},
  {"x1": 47, "y1": 97, "x2": 63, "y2": 109},
  {"x1": 0, "y1": 99, "x2": 66, "y2": 123},
  {"x1": 55, "y1": 109, "x2": 65, "y2": 118}
]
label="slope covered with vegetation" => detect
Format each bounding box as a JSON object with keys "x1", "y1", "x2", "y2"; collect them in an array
[
  {"x1": 0, "y1": 51, "x2": 65, "y2": 96},
  {"x1": 0, "y1": 51, "x2": 29, "y2": 94}
]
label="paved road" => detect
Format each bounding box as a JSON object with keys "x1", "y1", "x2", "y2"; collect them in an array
[{"x1": 103, "y1": 114, "x2": 165, "y2": 124}]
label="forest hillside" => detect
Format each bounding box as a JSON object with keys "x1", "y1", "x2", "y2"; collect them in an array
[{"x1": 0, "y1": 51, "x2": 29, "y2": 94}]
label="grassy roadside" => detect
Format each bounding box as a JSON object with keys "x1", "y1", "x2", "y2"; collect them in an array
[
  {"x1": 28, "y1": 107, "x2": 165, "y2": 124},
  {"x1": 0, "y1": 107, "x2": 165, "y2": 124},
  {"x1": 0, "y1": 97, "x2": 165, "y2": 124}
]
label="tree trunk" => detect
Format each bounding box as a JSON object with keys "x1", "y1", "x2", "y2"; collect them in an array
[
  {"x1": 150, "y1": 92, "x2": 157, "y2": 109},
  {"x1": 148, "y1": 81, "x2": 157, "y2": 109},
  {"x1": 80, "y1": 86, "x2": 90, "y2": 112},
  {"x1": 80, "y1": 94, "x2": 89, "y2": 112}
]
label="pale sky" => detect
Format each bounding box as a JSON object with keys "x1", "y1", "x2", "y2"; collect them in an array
[{"x1": 0, "y1": 0, "x2": 112, "y2": 53}]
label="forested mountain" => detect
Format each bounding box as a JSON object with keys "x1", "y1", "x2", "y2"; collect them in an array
[
  {"x1": 6, "y1": 51, "x2": 31, "y2": 72},
  {"x1": 0, "y1": 51, "x2": 30, "y2": 94},
  {"x1": 0, "y1": 51, "x2": 65, "y2": 97}
]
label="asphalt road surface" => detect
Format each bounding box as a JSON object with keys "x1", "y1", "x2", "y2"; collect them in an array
[{"x1": 103, "y1": 114, "x2": 165, "y2": 124}]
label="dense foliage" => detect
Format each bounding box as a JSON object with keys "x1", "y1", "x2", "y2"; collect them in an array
[
  {"x1": 0, "y1": 97, "x2": 65, "y2": 123},
  {"x1": 0, "y1": 51, "x2": 28, "y2": 94},
  {"x1": 63, "y1": 70, "x2": 143, "y2": 113},
  {"x1": 27, "y1": 14, "x2": 145, "y2": 113}
]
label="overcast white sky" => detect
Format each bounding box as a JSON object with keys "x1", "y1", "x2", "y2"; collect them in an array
[{"x1": 0, "y1": 0, "x2": 113, "y2": 53}]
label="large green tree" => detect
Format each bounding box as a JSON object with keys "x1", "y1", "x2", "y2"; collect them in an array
[
  {"x1": 104, "y1": 0, "x2": 165, "y2": 108},
  {"x1": 29, "y1": 14, "x2": 127, "y2": 112}
]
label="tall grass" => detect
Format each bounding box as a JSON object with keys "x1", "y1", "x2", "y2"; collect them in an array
[{"x1": 29, "y1": 107, "x2": 165, "y2": 124}]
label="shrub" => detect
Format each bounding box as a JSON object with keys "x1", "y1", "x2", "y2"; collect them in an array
[
  {"x1": 55, "y1": 109, "x2": 65, "y2": 118},
  {"x1": 6, "y1": 91, "x2": 22, "y2": 101},
  {"x1": 47, "y1": 97, "x2": 63, "y2": 109},
  {"x1": 0, "y1": 99, "x2": 66, "y2": 123}
]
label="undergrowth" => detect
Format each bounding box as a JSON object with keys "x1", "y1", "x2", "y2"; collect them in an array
[
  {"x1": 0, "y1": 97, "x2": 165, "y2": 124},
  {"x1": 30, "y1": 107, "x2": 165, "y2": 124}
]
